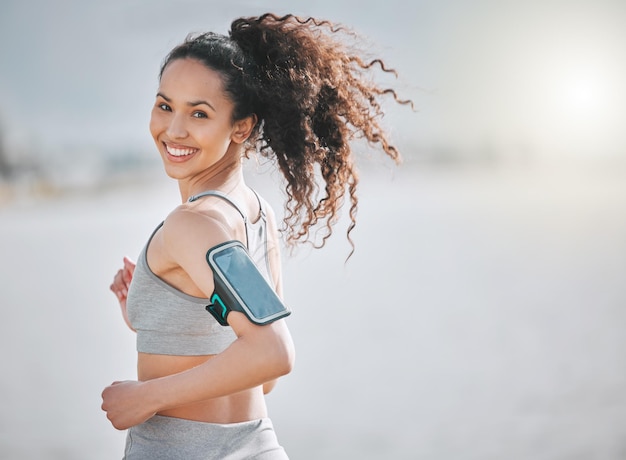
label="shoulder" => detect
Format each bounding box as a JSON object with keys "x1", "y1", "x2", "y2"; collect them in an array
[
  {"x1": 153, "y1": 206, "x2": 233, "y2": 299},
  {"x1": 160, "y1": 205, "x2": 232, "y2": 260}
]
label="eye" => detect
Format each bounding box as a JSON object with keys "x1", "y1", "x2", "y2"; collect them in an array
[
  {"x1": 192, "y1": 111, "x2": 208, "y2": 119},
  {"x1": 157, "y1": 102, "x2": 171, "y2": 112}
]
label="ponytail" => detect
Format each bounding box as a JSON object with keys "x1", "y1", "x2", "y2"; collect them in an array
[{"x1": 162, "y1": 13, "x2": 412, "y2": 251}]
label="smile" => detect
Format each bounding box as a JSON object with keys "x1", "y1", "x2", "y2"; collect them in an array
[{"x1": 164, "y1": 143, "x2": 199, "y2": 157}]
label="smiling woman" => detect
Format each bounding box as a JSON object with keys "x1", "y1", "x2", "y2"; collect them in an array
[
  {"x1": 149, "y1": 60, "x2": 249, "y2": 181},
  {"x1": 100, "y1": 12, "x2": 411, "y2": 460}
]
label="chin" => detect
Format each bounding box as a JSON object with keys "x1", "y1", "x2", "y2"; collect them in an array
[{"x1": 160, "y1": 160, "x2": 187, "y2": 180}]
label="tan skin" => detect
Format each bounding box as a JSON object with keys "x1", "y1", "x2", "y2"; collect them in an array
[{"x1": 102, "y1": 58, "x2": 295, "y2": 430}]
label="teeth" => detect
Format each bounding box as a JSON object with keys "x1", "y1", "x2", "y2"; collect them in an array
[{"x1": 166, "y1": 145, "x2": 196, "y2": 157}]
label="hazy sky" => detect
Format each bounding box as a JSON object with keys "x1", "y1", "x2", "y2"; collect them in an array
[{"x1": 1, "y1": 0, "x2": 625, "y2": 163}]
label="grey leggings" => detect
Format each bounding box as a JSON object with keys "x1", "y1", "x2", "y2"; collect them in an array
[{"x1": 124, "y1": 415, "x2": 288, "y2": 459}]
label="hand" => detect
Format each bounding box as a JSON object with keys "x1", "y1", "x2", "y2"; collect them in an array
[
  {"x1": 101, "y1": 380, "x2": 156, "y2": 430},
  {"x1": 110, "y1": 257, "x2": 136, "y2": 330}
]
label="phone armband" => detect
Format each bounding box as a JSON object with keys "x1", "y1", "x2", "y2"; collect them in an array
[{"x1": 205, "y1": 241, "x2": 291, "y2": 326}]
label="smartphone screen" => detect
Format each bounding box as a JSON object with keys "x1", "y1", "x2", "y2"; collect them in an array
[{"x1": 210, "y1": 243, "x2": 289, "y2": 322}]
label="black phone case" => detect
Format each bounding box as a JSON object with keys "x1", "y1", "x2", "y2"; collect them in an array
[{"x1": 205, "y1": 240, "x2": 291, "y2": 326}]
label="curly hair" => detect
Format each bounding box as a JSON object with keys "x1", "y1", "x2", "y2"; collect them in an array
[{"x1": 160, "y1": 13, "x2": 412, "y2": 252}]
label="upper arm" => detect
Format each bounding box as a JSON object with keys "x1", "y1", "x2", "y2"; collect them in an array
[
  {"x1": 161, "y1": 208, "x2": 231, "y2": 306},
  {"x1": 161, "y1": 208, "x2": 289, "y2": 340}
]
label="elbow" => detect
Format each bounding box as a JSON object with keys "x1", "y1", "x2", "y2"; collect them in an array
[
  {"x1": 268, "y1": 330, "x2": 295, "y2": 378},
  {"x1": 240, "y1": 318, "x2": 295, "y2": 381}
]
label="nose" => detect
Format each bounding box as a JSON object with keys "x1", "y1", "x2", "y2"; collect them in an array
[{"x1": 166, "y1": 113, "x2": 188, "y2": 139}]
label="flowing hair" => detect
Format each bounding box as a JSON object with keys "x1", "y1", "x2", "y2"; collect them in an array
[{"x1": 160, "y1": 13, "x2": 413, "y2": 254}]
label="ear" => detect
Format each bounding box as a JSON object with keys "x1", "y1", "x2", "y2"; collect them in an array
[{"x1": 231, "y1": 114, "x2": 257, "y2": 144}]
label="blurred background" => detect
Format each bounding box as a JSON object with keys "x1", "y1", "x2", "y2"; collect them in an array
[{"x1": 1, "y1": 0, "x2": 625, "y2": 459}]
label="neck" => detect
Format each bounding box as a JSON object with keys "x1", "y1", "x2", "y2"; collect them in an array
[{"x1": 178, "y1": 155, "x2": 244, "y2": 203}]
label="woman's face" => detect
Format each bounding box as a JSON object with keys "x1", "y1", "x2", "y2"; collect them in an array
[{"x1": 149, "y1": 58, "x2": 241, "y2": 181}]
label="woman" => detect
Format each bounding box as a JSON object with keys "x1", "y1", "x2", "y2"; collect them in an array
[{"x1": 102, "y1": 13, "x2": 410, "y2": 459}]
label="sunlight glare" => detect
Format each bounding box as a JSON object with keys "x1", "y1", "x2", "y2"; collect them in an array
[{"x1": 564, "y1": 74, "x2": 604, "y2": 112}]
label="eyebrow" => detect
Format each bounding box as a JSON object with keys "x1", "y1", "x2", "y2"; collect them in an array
[{"x1": 156, "y1": 92, "x2": 216, "y2": 112}]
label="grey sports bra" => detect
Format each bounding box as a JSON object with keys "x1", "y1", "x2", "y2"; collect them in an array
[{"x1": 125, "y1": 190, "x2": 273, "y2": 356}]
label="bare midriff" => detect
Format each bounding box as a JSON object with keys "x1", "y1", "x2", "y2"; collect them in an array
[{"x1": 137, "y1": 352, "x2": 268, "y2": 424}]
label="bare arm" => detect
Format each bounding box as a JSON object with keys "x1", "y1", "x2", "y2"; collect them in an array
[
  {"x1": 145, "y1": 313, "x2": 292, "y2": 409},
  {"x1": 101, "y1": 209, "x2": 295, "y2": 430}
]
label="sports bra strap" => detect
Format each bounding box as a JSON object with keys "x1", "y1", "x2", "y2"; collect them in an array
[
  {"x1": 186, "y1": 189, "x2": 265, "y2": 248},
  {"x1": 187, "y1": 190, "x2": 248, "y2": 222},
  {"x1": 249, "y1": 188, "x2": 266, "y2": 220}
]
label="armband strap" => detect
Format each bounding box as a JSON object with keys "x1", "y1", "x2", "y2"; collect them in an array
[
  {"x1": 205, "y1": 240, "x2": 291, "y2": 326},
  {"x1": 207, "y1": 293, "x2": 230, "y2": 326}
]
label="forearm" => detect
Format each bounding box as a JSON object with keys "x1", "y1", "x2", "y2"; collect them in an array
[{"x1": 144, "y1": 327, "x2": 294, "y2": 412}]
